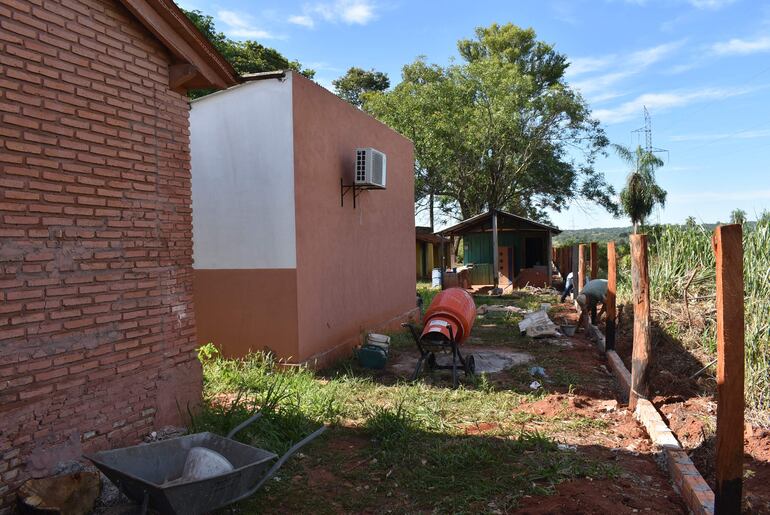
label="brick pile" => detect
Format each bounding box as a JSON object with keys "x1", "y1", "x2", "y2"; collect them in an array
[{"x1": 0, "y1": 0, "x2": 201, "y2": 509}]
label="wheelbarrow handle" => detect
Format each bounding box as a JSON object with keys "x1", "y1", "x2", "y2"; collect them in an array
[
  {"x1": 226, "y1": 412, "x2": 263, "y2": 440},
  {"x1": 230, "y1": 425, "x2": 327, "y2": 504}
]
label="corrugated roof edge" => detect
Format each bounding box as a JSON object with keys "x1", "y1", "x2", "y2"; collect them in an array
[
  {"x1": 189, "y1": 70, "x2": 289, "y2": 104},
  {"x1": 438, "y1": 209, "x2": 561, "y2": 236}
]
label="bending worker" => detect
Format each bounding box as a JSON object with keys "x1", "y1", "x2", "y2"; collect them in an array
[{"x1": 576, "y1": 278, "x2": 608, "y2": 326}]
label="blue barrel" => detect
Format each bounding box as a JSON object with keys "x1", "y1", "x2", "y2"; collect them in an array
[{"x1": 431, "y1": 268, "x2": 442, "y2": 288}]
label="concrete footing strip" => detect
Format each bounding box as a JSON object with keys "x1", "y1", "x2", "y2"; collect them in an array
[{"x1": 598, "y1": 343, "x2": 715, "y2": 514}]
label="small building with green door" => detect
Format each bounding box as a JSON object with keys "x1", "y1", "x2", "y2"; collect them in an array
[{"x1": 439, "y1": 210, "x2": 560, "y2": 291}]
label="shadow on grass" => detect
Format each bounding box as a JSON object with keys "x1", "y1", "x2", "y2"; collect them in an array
[{"x1": 223, "y1": 424, "x2": 685, "y2": 514}]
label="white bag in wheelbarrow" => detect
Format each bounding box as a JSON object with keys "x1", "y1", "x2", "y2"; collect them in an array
[{"x1": 182, "y1": 447, "x2": 234, "y2": 481}]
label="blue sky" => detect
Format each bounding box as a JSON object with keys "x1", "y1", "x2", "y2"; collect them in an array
[{"x1": 179, "y1": 0, "x2": 770, "y2": 230}]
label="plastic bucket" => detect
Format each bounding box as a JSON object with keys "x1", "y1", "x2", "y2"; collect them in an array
[{"x1": 431, "y1": 268, "x2": 442, "y2": 288}]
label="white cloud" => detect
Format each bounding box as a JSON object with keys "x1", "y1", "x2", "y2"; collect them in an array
[
  {"x1": 218, "y1": 10, "x2": 277, "y2": 39},
  {"x1": 290, "y1": 0, "x2": 377, "y2": 28},
  {"x1": 687, "y1": 0, "x2": 738, "y2": 9},
  {"x1": 567, "y1": 56, "x2": 616, "y2": 77},
  {"x1": 629, "y1": 41, "x2": 684, "y2": 67},
  {"x1": 288, "y1": 14, "x2": 315, "y2": 27},
  {"x1": 569, "y1": 41, "x2": 683, "y2": 97},
  {"x1": 594, "y1": 86, "x2": 756, "y2": 124},
  {"x1": 670, "y1": 128, "x2": 770, "y2": 141},
  {"x1": 712, "y1": 35, "x2": 770, "y2": 55},
  {"x1": 670, "y1": 189, "x2": 770, "y2": 203}
]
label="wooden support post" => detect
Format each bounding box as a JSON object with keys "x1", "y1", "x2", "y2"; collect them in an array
[
  {"x1": 449, "y1": 236, "x2": 456, "y2": 268},
  {"x1": 590, "y1": 242, "x2": 598, "y2": 280},
  {"x1": 629, "y1": 234, "x2": 651, "y2": 411},
  {"x1": 572, "y1": 245, "x2": 580, "y2": 297},
  {"x1": 492, "y1": 211, "x2": 499, "y2": 289},
  {"x1": 546, "y1": 231, "x2": 553, "y2": 287},
  {"x1": 578, "y1": 244, "x2": 586, "y2": 291},
  {"x1": 713, "y1": 224, "x2": 744, "y2": 514},
  {"x1": 606, "y1": 241, "x2": 617, "y2": 351}
]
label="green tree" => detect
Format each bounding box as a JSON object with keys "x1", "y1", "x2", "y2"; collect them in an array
[
  {"x1": 613, "y1": 144, "x2": 666, "y2": 234},
  {"x1": 730, "y1": 208, "x2": 747, "y2": 224},
  {"x1": 333, "y1": 67, "x2": 390, "y2": 107},
  {"x1": 183, "y1": 10, "x2": 315, "y2": 98},
  {"x1": 684, "y1": 216, "x2": 697, "y2": 228},
  {"x1": 364, "y1": 23, "x2": 616, "y2": 223}
]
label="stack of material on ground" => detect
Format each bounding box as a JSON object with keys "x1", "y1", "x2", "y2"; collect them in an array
[
  {"x1": 518, "y1": 310, "x2": 560, "y2": 338},
  {"x1": 476, "y1": 304, "x2": 527, "y2": 316}
]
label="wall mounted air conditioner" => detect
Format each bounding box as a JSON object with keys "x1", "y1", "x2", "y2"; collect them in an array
[{"x1": 355, "y1": 148, "x2": 387, "y2": 188}]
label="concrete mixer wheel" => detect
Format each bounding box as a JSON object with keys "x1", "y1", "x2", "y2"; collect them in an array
[
  {"x1": 465, "y1": 355, "x2": 475, "y2": 376},
  {"x1": 426, "y1": 352, "x2": 437, "y2": 370}
]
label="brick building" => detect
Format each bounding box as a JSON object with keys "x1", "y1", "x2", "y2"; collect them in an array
[{"x1": 0, "y1": 0, "x2": 236, "y2": 508}]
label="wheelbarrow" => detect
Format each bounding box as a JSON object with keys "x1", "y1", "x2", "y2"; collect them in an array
[{"x1": 85, "y1": 413, "x2": 326, "y2": 515}]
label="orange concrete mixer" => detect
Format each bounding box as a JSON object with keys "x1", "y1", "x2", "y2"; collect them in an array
[
  {"x1": 420, "y1": 288, "x2": 477, "y2": 345},
  {"x1": 403, "y1": 288, "x2": 477, "y2": 388}
]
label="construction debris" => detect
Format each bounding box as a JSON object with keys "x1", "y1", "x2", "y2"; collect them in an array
[
  {"x1": 518, "y1": 310, "x2": 560, "y2": 338},
  {"x1": 18, "y1": 472, "x2": 100, "y2": 515},
  {"x1": 476, "y1": 304, "x2": 527, "y2": 316}
]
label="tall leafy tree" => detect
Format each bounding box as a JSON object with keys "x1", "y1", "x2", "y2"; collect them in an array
[
  {"x1": 333, "y1": 67, "x2": 390, "y2": 107},
  {"x1": 364, "y1": 23, "x2": 617, "y2": 223},
  {"x1": 613, "y1": 144, "x2": 666, "y2": 233},
  {"x1": 183, "y1": 10, "x2": 315, "y2": 98}
]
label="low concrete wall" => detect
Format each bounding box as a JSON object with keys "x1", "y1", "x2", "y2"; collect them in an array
[{"x1": 596, "y1": 332, "x2": 715, "y2": 515}]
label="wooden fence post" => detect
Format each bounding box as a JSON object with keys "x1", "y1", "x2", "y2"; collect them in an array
[
  {"x1": 578, "y1": 244, "x2": 586, "y2": 291},
  {"x1": 713, "y1": 224, "x2": 744, "y2": 514},
  {"x1": 590, "y1": 242, "x2": 598, "y2": 280},
  {"x1": 606, "y1": 241, "x2": 617, "y2": 351},
  {"x1": 629, "y1": 234, "x2": 651, "y2": 411}
]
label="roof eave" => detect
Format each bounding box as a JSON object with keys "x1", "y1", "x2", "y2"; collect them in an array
[
  {"x1": 118, "y1": 0, "x2": 238, "y2": 92},
  {"x1": 438, "y1": 209, "x2": 561, "y2": 236}
]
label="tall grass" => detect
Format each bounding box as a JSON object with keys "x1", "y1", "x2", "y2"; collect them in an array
[{"x1": 617, "y1": 220, "x2": 770, "y2": 415}]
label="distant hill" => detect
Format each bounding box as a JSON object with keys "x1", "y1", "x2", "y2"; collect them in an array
[
  {"x1": 553, "y1": 223, "x2": 728, "y2": 246},
  {"x1": 553, "y1": 226, "x2": 633, "y2": 246}
]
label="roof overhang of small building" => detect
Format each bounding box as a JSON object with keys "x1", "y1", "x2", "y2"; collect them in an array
[
  {"x1": 118, "y1": 0, "x2": 238, "y2": 93},
  {"x1": 416, "y1": 226, "x2": 449, "y2": 244},
  {"x1": 438, "y1": 209, "x2": 561, "y2": 237}
]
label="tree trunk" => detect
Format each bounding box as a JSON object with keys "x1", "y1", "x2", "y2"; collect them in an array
[{"x1": 429, "y1": 193, "x2": 434, "y2": 231}]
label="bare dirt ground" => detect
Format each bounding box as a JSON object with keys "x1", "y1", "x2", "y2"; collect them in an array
[{"x1": 614, "y1": 303, "x2": 770, "y2": 514}]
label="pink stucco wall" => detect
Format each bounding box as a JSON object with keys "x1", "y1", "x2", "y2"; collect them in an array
[{"x1": 291, "y1": 74, "x2": 417, "y2": 363}]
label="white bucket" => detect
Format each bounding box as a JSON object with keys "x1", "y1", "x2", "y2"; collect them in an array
[{"x1": 431, "y1": 268, "x2": 442, "y2": 288}]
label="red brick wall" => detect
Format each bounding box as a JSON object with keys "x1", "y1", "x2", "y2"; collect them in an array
[{"x1": 0, "y1": 0, "x2": 201, "y2": 508}]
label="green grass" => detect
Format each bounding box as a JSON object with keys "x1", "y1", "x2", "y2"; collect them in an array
[{"x1": 191, "y1": 290, "x2": 620, "y2": 512}]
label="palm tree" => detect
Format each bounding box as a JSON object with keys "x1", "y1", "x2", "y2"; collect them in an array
[
  {"x1": 730, "y1": 208, "x2": 747, "y2": 225},
  {"x1": 613, "y1": 144, "x2": 666, "y2": 233}
]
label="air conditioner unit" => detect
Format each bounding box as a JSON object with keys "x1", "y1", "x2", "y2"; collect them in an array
[{"x1": 355, "y1": 148, "x2": 387, "y2": 188}]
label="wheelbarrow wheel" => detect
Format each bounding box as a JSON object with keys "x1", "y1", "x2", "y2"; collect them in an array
[
  {"x1": 427, "y1": 352, "x2": 437, "y2": 370},
  {"x1": 465, "y1": 355, "x2": 475, "y2": 376}
]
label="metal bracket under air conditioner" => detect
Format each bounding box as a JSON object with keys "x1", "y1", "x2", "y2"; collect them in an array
[{"x1": 340, "y1": 178, "x2": 380, "y2": 208}]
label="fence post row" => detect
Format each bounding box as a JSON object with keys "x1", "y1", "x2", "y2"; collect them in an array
[
  {"x1": 606, "y1": 241, "x2": 617, "y2": 351},
  {"x1": 578, "y1": 244, "x2": 586, "y2": 292},
  {"x1": 590, "y1": 241, "x2": 598, "y2": 280},
  {"x1": 713, "y1": 224, "x2": 745, "y2": 515},
  {"x1": 629, "y1": 234, "x2": 651, "y2": 411}
]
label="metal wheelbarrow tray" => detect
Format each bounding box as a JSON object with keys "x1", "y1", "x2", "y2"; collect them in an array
[{"x1": 86, "y1": 413, "x2": 326, "y2": 515}]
